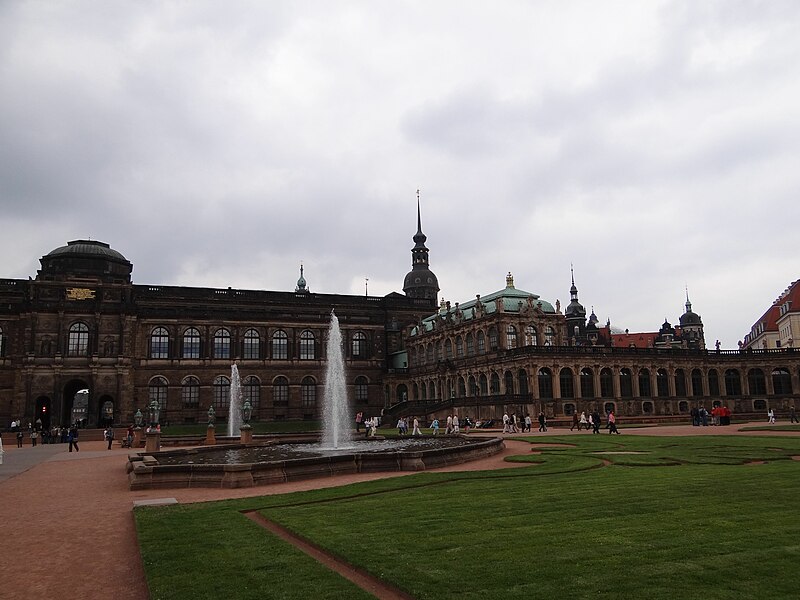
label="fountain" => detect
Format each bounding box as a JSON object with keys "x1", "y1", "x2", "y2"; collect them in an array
[
  {"x1": 321, "y1": 311, "x2": 351, "y2": 449},
  {"x1": 228, "y1": 363, "x2": 243, "y2": 438},
  {"x1": 127, "y1": 310, "x2": 505, "y2": 490}
]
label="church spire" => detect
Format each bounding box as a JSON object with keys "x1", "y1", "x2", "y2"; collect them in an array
[{"x1": 403, "y1": 189, "x2": 439, "y2": 302}]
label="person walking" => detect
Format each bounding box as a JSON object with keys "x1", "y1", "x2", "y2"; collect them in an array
[
  {"x1": 592, "y1": 411, "x2": 601, "y2": 434},
  {"x1": 570, "y1": 412, "x2": 579, "y2": 431},
  {"x1": 68, "y1": 425, "x2": 79, "y2": 452},
  {"x1": 16, "y1": 429, "x2": 23, "y2": 448},
  {"x1": 105, "y1": 426, "x2": 115, "y2": 450},
  {"x1": 30, "y1": 428, "x2": 39, "y2": 447},
  {"x1": 524, "y1": 414, "x2": 532, "y2": 433},
  {"x1": 537, "y1": 411, "x2": 547, "y2": 432},
  {"x1": 790, "y1": 406, "x2": 799, "y2": 424},
  {"x1": 430, "y1": 418, "x2": 439, "y2": 435},
  {"x1": 355, "y1": 411, "x2": 363, "y2": 433},
  {"x1": 412, "y1": 417, "x2": 422, "y2": 436},
  {"x1": 768, "y1": 408, "x2": 776, "y2": 424},
  {"x1": 579, "y1": 411, "x2": 588, "y2": 431},
  {"x1": 608, "y1": 411, "x2": 620, "y2": 434}
]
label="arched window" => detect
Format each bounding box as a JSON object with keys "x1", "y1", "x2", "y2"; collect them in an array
[
  {"x1": 479, "y1": 374, "x2": 489, "y2": 396},
  {"x1": 691, "y1": 369, "x2": 703, "y2": 397},
  {"x1": 580, "y1": 368, "x2": 594, "y2": 398},
  {"x1": 182, "y1": 328, "x2": 201, "y2": 359},
  {"x1": 149, "y1": 376, "x2": 169, "y2": 411},
  {"x1": 490, "y1": 372, "x2": 500, "y2": 394},
  {"x1": 213, "y1": 328, "x2": 231, "y2": 359},
  {"x1": 436, "y1": 342, "x2": 444, "y2": 361},
  {"x1": 421, "y1": 382, "x2": 427, "y2": 400},
  {"x1": 396, "y1": 384, "x2": 408, "y2": 403},
  {"x1": 518, "y1": 369, "x2": 529, "y2": 395},
  {"x1": 243, "y1": 329, "x2": 260, "y2": 360},
  {"x1": 600, "y1": 368, "x2": 613, "y2": 398},
  {"x1": 150, "y1": 327, "x2": 170, "y2": 359},
  {"x1": 352, "y1": 332, "x2": 367, "y2": 359},
  {"x1": 458, "y1": 376, "x2": 466, "y2": 397},
  {"x1": 429, "y1": 381, "x2": 436, "y2": 399},
  {"x1": 656, "y1": 369, "x2": 669, "y2": 397},
  {"x1": 213, "y1": 376, "x2": 230, "y2": 409},
  {"x1": 456, "y1": 336, "x2": 464, "y2": 358},
  {"x1": 504, "y1": 370, "x2": 514, "y2": 394},
  {"x1": 466, "y1": 333, "x2": 475, "y2": 356},
  {"x1": 426, "y1": 344, "x2": 434, "y2": 364},
  {"x1": 299, "y1": 330, "x2": 315, "y2": 360},
  {"x1": 181, "y1": 376, "x2": 200, "y2": 406},
  {"x1": 724, "y1": 369, "x2": 742, "y2": 396},
  {"x1": 488, "y1": 326, "x2": 499, "y2": 351},
  {"x1": 301, "y1": 376, "x2": 316, "y2": 408},
  {"x1": 67, "y1": 322, "x2": 89, "y2": 356},
  {"x1": 772, "y1": 368, "x2": 793, "y2": 395},
  {"x1": 674, "y1": 369, "x2": 687, "y2": 397},
  {"x1": 619, "y1": 368, "x2": 633, "y2": 398},
  {"x1": 243, "y1": 375, "x2": 260, "y2": 409},
  {"x1": 477, "y1": 331, "x2": 486, "y2": 354},
  {"x1": 544, "y1": 326, "x2": 555, "y2": 346},
  {"x1": 538, "y1": 368, "x2": 553, "y2": 399},
  {"x1": 272, "y1": 330, "x2": 288, "y2": 360},
  {"x1": 506, "y1": 325, "x2": 517, "y2": 349},
  {"x1": 560, "y1": 368, "x2": 574, "y2": 399},
  {"x1": 0, "y1": 326, "x2": 5, "y2": 357},
  {"x1": 525, "y1": 325, "x2": 538, "y2": 346},
  {"x1": 708, "y1": 369, "x2": 720, "y2": 396},
  {"x1": 445, "y1": 339, "x2": 453, "y2": 360},
  {"x1": 638, "y1": 369, "x2": 651, "y2": 398},
  {"x1": 355, "y1": 376, "x2": 369, "y2": 404},
  {"x1": 273, "y1": 376, "x2": 289, "y2": 406},
  {"x1": 468, "y1": 375, "x2": 478, "y2": 396},
  {"x1": 748, "y1": 368, "x2": 766, "y2": 395}
]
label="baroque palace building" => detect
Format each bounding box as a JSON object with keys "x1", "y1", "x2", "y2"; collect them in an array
[{"x1": 1, "y1": 207, "x2": 799, "y2": 428}]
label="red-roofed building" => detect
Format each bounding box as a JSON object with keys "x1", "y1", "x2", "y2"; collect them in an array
[{"x1": 743, "y1": 279, "x2": 800, "y2": 349}]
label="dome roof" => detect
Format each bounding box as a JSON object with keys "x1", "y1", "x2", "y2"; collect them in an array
[
  {"x1": 680, "y1": 310, "x2": 702, "y2": 326},
  {"x1": 46, "y1": 240, "x2": 129, "y2": 263}
]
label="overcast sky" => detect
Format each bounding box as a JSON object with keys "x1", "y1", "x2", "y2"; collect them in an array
[{"x1": 1, "y1": 1, "x2": 798, "y2": 348}]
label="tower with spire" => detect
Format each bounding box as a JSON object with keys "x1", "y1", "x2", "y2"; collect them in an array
[
  {"x1": 679, "y1": 288, "x2": 705, "y2": 349},
  {"x1": 403, "y1": 190, "x2": 439, "y2": 303},
  {"x1": 564, "y1": 265, "x2": 587, "y2": 344}
]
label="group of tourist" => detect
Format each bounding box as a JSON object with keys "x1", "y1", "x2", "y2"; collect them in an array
[
  {"x1": 395, "y1": 417, "x2": 423, "y2": 436},
  {"x1": 690, "y1": 405, "x2": 732, "y2": 426},
  {"x1": 8, "y1": 420, "x2": 82, "y2": 450}
]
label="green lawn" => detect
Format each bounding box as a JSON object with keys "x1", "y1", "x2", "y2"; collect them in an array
[{"x1": 135, "y1": 435, "x2": 800, "y2": 599}]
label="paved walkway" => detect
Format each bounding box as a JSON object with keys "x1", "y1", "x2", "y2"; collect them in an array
[{"x1": 0, "y1": 422, "x2": 797, "y2": 599}]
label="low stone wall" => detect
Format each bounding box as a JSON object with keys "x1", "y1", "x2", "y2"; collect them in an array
[{"x1": 128, "y1": 436, "x2": 504, "y2": 490}]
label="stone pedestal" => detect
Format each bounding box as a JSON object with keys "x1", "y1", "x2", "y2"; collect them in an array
[
  {"x1": 205, "y1": 425, "x2": 217, "y2": 446},
  {"x1": 240, "y1": 425, "x2": 253, "y2": 444},
  {"x1": 133, "y1": 427, "x2": 144, "y2": 448},
  {"x1": 145, "y1": 431, "x2": 161, "y2": 453}
]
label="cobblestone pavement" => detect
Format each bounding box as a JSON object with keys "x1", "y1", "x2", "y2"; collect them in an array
[{"x1": 0, "y1": 422, "x2": 797, "y2": 599}]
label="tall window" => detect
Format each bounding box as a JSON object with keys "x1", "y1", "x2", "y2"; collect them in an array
[
  {"x1": 490, "y1": 372, "x2": 501, "y2": 394},
  {"x1": 691, "y1": 369, "x2": 703, "y2": 397},
  {"x1": 538, "y1": 368, "x2": 553, "y2": 399},
  {"x1": 525, "y1": 325, "x2": 538, "y2": 346},
  {"x1": 638, "y1": 369, "x2": 651, "y2": 398},
  {"x1": 748, "y1": 368, "x2": 766, "y2": 395},
  {"x1": 445, "y1": 339, "x2": 453, "y2": 360},
  {"x1": 620, "y1": 368, "x2": 633, "y2": 397},
  {"x1": 149, "y1": 376, "x2": 168, "y2": 411},
  {"x1": 351, "y1": 332, "x2": 367, "y2": 359},
  {"x1": 213, "y1": 376, "x2": 230, "y2": 409},
  {"x1": 458, "y1": 377, "x2": 466, "y2": 397},
  {"x1": 272, "y1": 330, "x2": 288, "y2": 360},
  {"x1": 273, "y1": 376, "x2": 289, "y2": 406},
  {"x1": 708, "y1": 369, "x2": 720, "y2": 396},
  {"x1": 150, "y1": 327, "x2": 170, "y2": 359},
  {"x1": 243, "y1": 375, "x2": 260, "y2": 409},
  {"x1": 600, "y1": 368, "x2": 613, "y2": 398},
  {"x1": 479, "y1": 374, "x2": 489, "y2": 396},
  {"x1": 504, "y1": 370, "x2": 514, "y2": 394},
  {"x1": 355, "y1": 376, "x2": 369, "y2": 404},
  {"x1": 488, "y1": 327, "x2": 498, "y2": 351},
  {"x1": 772, "y1": 368, "x2": 793, "y2": 395},
  {"x1": 466, "y1": 333, "x2": 475, "y2": 356},
  {"x1": 300, "y1": 330, "x2": 315, "y2": 360},
  {"x1": 725, "y1": 369, "x2": 742, "y2": 396},
  {"x1": 0, "y1": 326, "x2": 4, "y2": 356},
  {"x1": 477, "y1": 331, "x2": 486, "y2": 354},
  {"x1": 67, "y1": 322, "x2": 89, "y2": 356},
  {"x1": 506, "y1": 325, "x2": 517, "y2": 349},
  {"x1": 560, "y1": 368, "x2": 574, "y2": 398},
  {"x1": 674, "y1": 369, "x2": 687, "y2": 396},
  {"x1": 426, "y1": 344, "x2": 434, "y2": 364},
  {"x1": 243, "y1": 329, "x2": 260, "y2": 360},
  {"x1": 301, "y1": 377, "x2": 317, "y2": 409},
  {"x1": 182, "y1": 328, "x2": 201, "y2": 359},
  {"x1": 518, "y1": 369, "x2": 529, "y2": 395},
  {"x1": 544, "y1": 326, "x2": 555, "y2": 346},
  {"x1": 656, "y1": 369, "x2": 669, "y2": 397},
  {"x1": 213, "y1": 328, "x2": 231, "y2": 359},
  {"x1": 468, "y1": 375, "x2": 478, "y2": 396},
  {"x1": 181, "y1": 376, "x2": 200, "y2": 406},
  {"x1": 580, "y1": 368, "x2": 595, "y2": 398}
]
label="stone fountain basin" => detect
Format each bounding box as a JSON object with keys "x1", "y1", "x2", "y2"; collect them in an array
[{"x1": 127, "y1": 435, "x2": 504, "y2": 490}]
